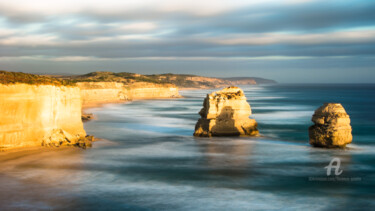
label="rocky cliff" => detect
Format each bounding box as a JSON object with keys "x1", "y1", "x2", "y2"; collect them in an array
[
  {"x1": 309, "y1": 103, "x2": 352, "y2": 148},
  {"x1": 0, "y1": 84, "x2": 87, "y2": 149},
  {"x1": 194, "y1": 87, "x2": 258, "y2": 137},
  {"x1": 77, "y1": 82, "x2": 128, "y2": 107},
  {"x1": 77, "y1": 81, "x2": 180, "y2": 107},
  {"x1": 125, "y1": 82, "x2": 180, "y2": 99}
]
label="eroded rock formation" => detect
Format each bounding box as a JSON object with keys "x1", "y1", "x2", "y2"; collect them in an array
[
  {"x1": 309, "y1": 103, "x2": 352, "y2": 148},
  {"x1": 194, "y1": 87, "x2": 258, "y2": 137}
]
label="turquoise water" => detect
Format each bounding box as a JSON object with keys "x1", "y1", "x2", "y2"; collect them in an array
[{"x1": 1, "y1": 84, "x2": 374, "y2": 210}]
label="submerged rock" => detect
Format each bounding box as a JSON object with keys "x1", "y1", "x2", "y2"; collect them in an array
[
  {"x1": 194, "y1": 86, "x2": 258, "y2": 137},
  {"x1": 309, "y1": 103, "x2": 352, "y2": 148},
  {"x1": 82, "y1": 113, "x2": 94, "y2": 122}
]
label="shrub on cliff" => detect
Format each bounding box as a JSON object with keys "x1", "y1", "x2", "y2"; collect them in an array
[
  {"x1": 0, "y1": 71, "x2": 75, "y2": 86},
  {"x1": 69, "y1": 71, "x2": 166, "y2": 84}
]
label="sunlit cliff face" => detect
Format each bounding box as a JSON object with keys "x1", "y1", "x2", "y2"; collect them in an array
[
  {"x1": 76, "y1": 82, "x2": 180, "y2": 108},
  {"x1": 0, "y1": 84, "x2": 86, "y2": 148}
]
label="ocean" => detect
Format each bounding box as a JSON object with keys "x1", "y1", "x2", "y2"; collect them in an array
[{"x1": 2, "y1": 84, "x2": 375, "y2": 210}]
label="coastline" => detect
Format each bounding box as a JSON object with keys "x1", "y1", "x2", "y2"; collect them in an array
[
  {"x1": 0, "y1": 138, "x2": 111, "y2": 167},
  {"x1": 82, "y1": 95, "x2": 183, "y2": 109},
  {"x1": 1, "y1": 94, "x2": 183, "y2": 156}
]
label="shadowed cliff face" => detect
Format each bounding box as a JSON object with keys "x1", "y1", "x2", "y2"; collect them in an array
[
  {"x1": 0, "y1": 84, "x2": 86, "y2": 148},
  {"x1": 211, "y1": 106, "x2": 241, "y2": 136}
]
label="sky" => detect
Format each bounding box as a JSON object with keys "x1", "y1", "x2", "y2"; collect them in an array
[{"x1": 0, "y1": 0, "x2": 375, "y2": 83}]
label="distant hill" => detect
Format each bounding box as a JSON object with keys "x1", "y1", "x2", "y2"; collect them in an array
[
  {"x1": 145, "y1": 73, "x2": 230, "y2": 89},
  {"x1": 224, "y1": 77, "x2": 277, "y2": 85},
  {"x1": 144, "y1": 74, "x2": 276, "y2": 88},
  {"x1": 56, "y1": 72, "x2": 277, "y2": 88},
  {"x1": 3, "y1": 70, "x2": 276, "y2": 89},
  {"x1": 58, "y1": 71, "x2": 166, "y2": 84}
]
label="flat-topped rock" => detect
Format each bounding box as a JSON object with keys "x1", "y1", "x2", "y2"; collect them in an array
[
  {"x1": 309, "y1": 103, "x2": 352, "y2": 148},
  {"x1": 194, "y1": 86, "x2": 258, "y2": 137}
]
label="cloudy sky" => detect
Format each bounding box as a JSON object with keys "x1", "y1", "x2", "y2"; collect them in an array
[{"x1": 0, "y1": 0, "x2": 374, "y2": 82}]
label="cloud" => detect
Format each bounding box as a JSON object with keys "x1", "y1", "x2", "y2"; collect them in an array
[
  {"x1": 0, "y1": 34, "x2": 58, "y2": 46},
  {"x1": 209, "y1": 29, "x2": 375, "y2": 45},
  {"x1": 0, "y1": 0, "x2": 374, "y2": 82}
]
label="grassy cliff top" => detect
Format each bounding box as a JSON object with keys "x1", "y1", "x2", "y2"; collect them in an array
[
  {"x1": 1, "y1": 70, "x2": 276, "y2": 88},
  {"x1": 66, "y1": 71, "x2": 166, "y2": 84},
  {"x1": 68, "y1": 72, "x2": 220, "y2": 88},
  {"x1": 0, "y1": 71, "x2": 74, "y2": 86},
  {"x1": 61, "y1": 71, "x2": 277, "y2": 88}
]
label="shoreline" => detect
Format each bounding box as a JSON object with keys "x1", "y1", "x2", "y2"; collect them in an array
[
  {"x1": 82, "y1": 95, "x2": 184, "y2": 109},
  {"x1": 0, "y1": 138, "x2": 111, "y2": 165},
  {"x1": 1, "y1": 95, "x2": 183, "y2": 154}
]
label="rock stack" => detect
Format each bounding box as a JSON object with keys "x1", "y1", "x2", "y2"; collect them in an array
[
  {"x1": 194, "y1": 86, "x2": 258, "y2": 137},
  {"x1": 309, "y1": 103, "x2": 352, "y2": 148}
]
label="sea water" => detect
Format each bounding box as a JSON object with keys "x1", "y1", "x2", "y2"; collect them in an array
[{"x1": 1, "y1": 84, "x2": 375, "y2": 210}]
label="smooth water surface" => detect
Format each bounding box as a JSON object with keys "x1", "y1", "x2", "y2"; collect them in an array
[{"x1": 1, "y1": 84, "x2": 374, "y2": 210}]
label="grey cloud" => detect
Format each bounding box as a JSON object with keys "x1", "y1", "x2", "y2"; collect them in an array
[
  {"x1": 0, "y1": 0, "x2": 375, "y2": 62},
  {"x1": 2, "y1": 37, "x2": 375, "y2": 59},
  {"x1": 170, "y1": 0, "x2": 375, "y2": 37},
  {"x1": 0, "y1": 4, "x2": 46, "y2": 24}
]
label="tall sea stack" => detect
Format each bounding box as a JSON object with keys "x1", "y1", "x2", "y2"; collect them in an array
[
  {"x1": 194, "y1": 86, "x2": 258, "y2": 137},
  {"x1": 309, "y1": 103, "x2": 352, "y2": 148}
]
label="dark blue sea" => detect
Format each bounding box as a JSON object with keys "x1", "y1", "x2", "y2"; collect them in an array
[{"x1": 2, "y1": 84, "x2": 375, "y2": 210}]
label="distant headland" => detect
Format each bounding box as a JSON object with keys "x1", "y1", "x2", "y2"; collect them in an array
[{"x1": 51, "y1": 71, "x2": 277, "y2": 89}]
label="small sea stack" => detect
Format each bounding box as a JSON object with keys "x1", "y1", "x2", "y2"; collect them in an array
[
  {"x1": 309, "y1": 103, "x2": 352, "y2": 148},
  {"x1": 194, "y1": 86, "x2": 258, "y2": 137}
]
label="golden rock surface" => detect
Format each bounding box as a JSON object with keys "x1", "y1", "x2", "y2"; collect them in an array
[
  {"x1": 194, "y1": 86, "x2": 258, "y2": 137},
  {"x1": 309, "y1": 103, "x2": 352, "y2": 148},
  {"x1": 0, "y1": 84, "x2": 86, "y2": 148}
]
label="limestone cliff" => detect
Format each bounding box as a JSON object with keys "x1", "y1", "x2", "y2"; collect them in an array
[
  {"x1": 194, "y1": 87, "x2": 258, "y2": 137},
  {"x1": 309, "y1": 103, "x2": 352, "y2": 148},
  {"x1": 77, "y1": 82, "x2": 128, "y2": 107},
  {"x1": 77, "y1": 82, "x2": 180, "y2": 107},
  {"x1": 0, "y1": 84, "x2": 87, "y2": 149},
  {"x1": 126, "y1": 82, "x2": 180, "y2": 99}
]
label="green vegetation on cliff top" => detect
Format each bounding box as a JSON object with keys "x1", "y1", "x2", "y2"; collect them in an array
[
  {"x1": 0, "y1": 71, "x2": 75, "y2": 86},
  {"x1": 0, "y1": 70, "x2": 276, "y2": 88},
  {"x1": 66, "y1": 71, "x2": 167, "y2": 84}
]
